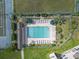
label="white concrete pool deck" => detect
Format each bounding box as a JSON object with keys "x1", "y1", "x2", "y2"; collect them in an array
[{"x1": 26, "y1": 22, "x2": 56, "y2": 45}]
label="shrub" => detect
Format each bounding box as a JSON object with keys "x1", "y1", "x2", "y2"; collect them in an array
[
  {"x1": 50, "y1": 20, "x2": 57, "y2": 25},
  {"x1": 52, "y1": 44, "x2": 56, "y2": 47},
  {"x1": 41, "y1": 13, "x2": 48, "y2": 17},
  {"x1": 29, "y1": 44, "x2": 35, "y2": 46},
  {"x1": 60, "y1": 41, "x2": 63, "y2": 44},
  {"x1": 26, "y1": 18, "x2": 33, "y2": 24},
  {"x1": 60, "y1": 33, "x2": 64, "y2": 39},
  {"x1": 12, "y1": 33, "x2": 17, "y2": 41},
  {"x1": 57, "y1": 26, "x2": 62, "y2": 33},
  {"x1": 71, "y1": 20, "x2": 77, "y2": 30}
]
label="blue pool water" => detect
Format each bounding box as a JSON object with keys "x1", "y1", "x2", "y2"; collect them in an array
[{"x1": 27, "y1": 27, "x2": 49, "y2": 38}]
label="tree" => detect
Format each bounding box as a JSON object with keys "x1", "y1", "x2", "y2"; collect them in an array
[
  {"x1": 50, "y1": 20, "x2": 56, "y2": 25},
  {"x1": 26, "y1": 18, "x2": 33, "y2": 24}
]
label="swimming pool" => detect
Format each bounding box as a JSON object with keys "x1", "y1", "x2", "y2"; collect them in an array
[{"x1": 27, "y1": 26, "x2": 49, "y2": 38}]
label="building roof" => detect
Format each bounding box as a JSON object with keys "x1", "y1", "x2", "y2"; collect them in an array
[
  {"x1": 49, "y1": 45, "x2": 79, "y2": 59},
  {"x1": 61, "y1": 45, "x2": 79, "y2": 59}
]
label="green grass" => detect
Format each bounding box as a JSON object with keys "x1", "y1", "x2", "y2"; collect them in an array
[
  {"x1": 0, "y1": 39, "x2": 79, "y2": 59},
  {"x1": 0, "y1": 48, "x2": 21, "y2": 59},
  {"x1": 14, "y1": 0, "x2": 74, "y2": 14},
  {"x1": 24, "y1": 39, "x2": 79, "y2": 59}
]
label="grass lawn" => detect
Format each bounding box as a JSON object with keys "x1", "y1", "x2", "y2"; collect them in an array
[
  {"x1": 0, "y1": 39, "x2": 79, "y2": 59},
  {"x1": 24, "y1": 39, "x2": 79, "y2": 59},
  {"x1": 14, "y1": 0, "x2": 74, "y2": 14},
  {"x1": 0, "y1": 48, "x2": 21, "y2": 59}
]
